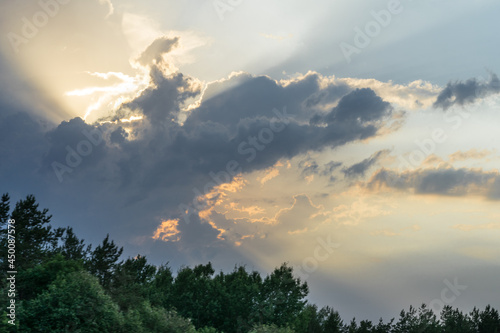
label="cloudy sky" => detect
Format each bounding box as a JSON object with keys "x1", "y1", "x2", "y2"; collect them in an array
[{"x1": 1, "y1": 0, "x2": 499, "y2": 322}]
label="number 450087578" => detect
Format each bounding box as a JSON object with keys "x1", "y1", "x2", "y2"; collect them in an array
[{"x1": 7, "y1": 219, "x2": 15, "y2": 270}]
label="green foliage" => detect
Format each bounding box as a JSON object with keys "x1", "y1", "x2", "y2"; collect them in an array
[
  {"x1": 357, "y1": 320, "x2": 374, "y2": 333},
  {"x1": 2, "y1": 194, "x2": 500, "y2": 333},
  {"x1": 392, "y1": 304, "x2": 440, "y2": 333},
  {"x1": 293, "y1": 304, "x2": 344, "y2": 333},
  {"x1": 0, "y1": 194, "x2": 64, "y2": 273},
  {"x1": 149, "y1": 263, "x2": 174, "y2": 308},
  {"x1": 17, "y1": 254, "x2": 83, "y2": 300},
  {"x1": 345, "y1": 318, "x2": 359, "y2": 333},
  {"x1": 171, "y1": 263, "x2": 220, "y2": 329},
  {"x1": 260, "y1": 263, "x2": 309, "y2": 327},
  {"x1": 57, "y1": 227, "x2": 91, "y2": 261},
  {"x1": 0, "y1": 194, "x2": 9, "y2": 225},
  {"x1": 169, "y1": 262, "x2": 309, "y2": 332},
  {"x1": 250, "y1": 324, "x2": 295, "y2": 333},
  {"x1": 18, "y1": 271, "x2": 123, "y2": 332},
  {"x1": 320, "y1": 306, "x2": 344, "y2": 333},
  {"x1": 441, "y1": 305, "x2": 474, "y2": 333},
  {"x1": 109, "y1": 255, "x2": 157, "y2": 311},
  {"x1": 470, "y1": 305, "x2": 500, "y2": 333},
  {"x1": 213, "y1": 265, "x2": 263, "y2": 332},
  {"x1": 198, "y1": 327, "x2": 222, "y2": 333},
  {"x1": 123, "y1": 301, "x2": 196, "y2": 333},
  {"x1": 293, "y1": 304, "x2": 322, "y2": 333},
  {"x1": 87, "y1": 234, "x2": 123, "y2": 289},
  {"x1": 372, "y1": 318, "x2": 394, "y2": 333}
]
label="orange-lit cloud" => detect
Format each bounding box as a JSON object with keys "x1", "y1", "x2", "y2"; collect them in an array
[
  {"x1": 196, "y1": 175, "x2": 248, "y2": 239},
  {"x1": 206, "y1": 221, "x2": 227, "y2": 240},
  {"x1": 422, "y1": 154, "x2": 448, "y2": 168},
  {"x1": 258, "y1": 167, "x2": 280, "y2": 185},
  {"x1": 288, "y1": 227, "x2": 309, "y2": 235},
  {"x1": 448, "y1": 149, "x2": 495, "y2": 163},
  {"x1": 225, "y1": 202, "x2": 265, "y2": 216},
  {"x1": 152, "y1": 219, "x2": 180, "y2": 242}
]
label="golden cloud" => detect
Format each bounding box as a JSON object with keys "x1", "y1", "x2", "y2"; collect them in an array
[{"x1": 152, "y1": 219, "x2": 180, "y2": 242}]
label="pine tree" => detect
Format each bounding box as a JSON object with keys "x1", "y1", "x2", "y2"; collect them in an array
[
  {"x1": 87, "y1": 234, "x2": 123, "y2": 289},
  {"x1": 0, "y1": 194, "x2": 63, "y2": 273}
]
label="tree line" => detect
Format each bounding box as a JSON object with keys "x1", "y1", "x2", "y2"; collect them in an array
[{"x1": 0, "y1": 194, "x2": 499, "y2": 332}]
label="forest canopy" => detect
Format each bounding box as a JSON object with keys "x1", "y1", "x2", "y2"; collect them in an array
[{"x1": 0, "y1": 194, "x2": 498, "y2": 333}]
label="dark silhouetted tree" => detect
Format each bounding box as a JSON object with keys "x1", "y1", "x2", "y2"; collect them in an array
[
  {"x1": 319, "y1": 306, "x2": 344, "y2": 333},
  {"x1": 149, "y1": 263, "x2": 174, "y2": 309},
  {"x1": 109, "y1": 254, "x2": 157, "y2": 311},
  {"x1": 260, "y1": 263, "x2": 308, "y2": 328},
  {"x1": 171, "y1": 263, "x2": 219, "y2": 329},
  {"x1": 58, "y1": 227, "x2": 90, "y2": 261},
  {"x1": 441, "y1": 305, "x2": 473, "y2": 333},
  {"x1": 87, "y1": 234, "x2": 123, "y2": 289},
  {"x1": 0, "y1": 195, "x2": 64, "y2": 273},
  {"x1": 471, "y1": 305, "x2": 500, "y2": 333}
]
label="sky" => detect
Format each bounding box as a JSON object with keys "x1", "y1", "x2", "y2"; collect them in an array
[{"x1": 1, "y1": 0, "x2": 500, "y2": 323}]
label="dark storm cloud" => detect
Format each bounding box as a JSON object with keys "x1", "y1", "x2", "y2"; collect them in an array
[
  {"x1": 368, "y1": 167, "x2": 500, "y2": 199},
  {"x1": 0, "y1": 53, "x2": 56, "y2": 184},
  {"x1": 298, "y1": 157, "x2": 319, "y2": 177},
  {"x1": 1, "y1": 35, "x2": 397, "y2": 263},
  {"x1": 122, "y1": 67, "x2": 201, "y2": 125},
  {"x1": 321, "y1": 161, "x2": 342, "y2": 176},
  {"x1": 302, "y1": 161, "x2": 319, "y2": 177},
  {"x1": 343, "y1": 150, "x2": 389, "y2": 179},
  {"x1": 42, "y1": 118, "x2": 109, "y2": 176},
  {"x1": 298, "y1": 157, "x2": 342, "y2": 178},
  {"x1": 36, "y1": 67, "x2": 395, "y2": 229},
  {"x1": 184, "y1": 72, "x2": 331, "y2": 129},
  {"x1": 25, "y1": 67, "x2": 395, "y2": 258},
  {"x1": 309, "y1": 88, "x2": 392, "y2": 126},
  {"x1": 113, "y1": 70, "x2": 394, "y2": 192},
  {"x1": 326, "y1": 88, "x2": 392, "y2": 123},
  {"x1": 433, "y1": 73, "x2": 500, "y2": 110},
  {"x1": 137, "y1": 37, "x2": 180, "y2": 66},
  {"x1": 0, "y1": 111, "x2": 49, "y2": 176},
  {"x1": 303, "y1": 82, "x2": 351, "y2": 108}
]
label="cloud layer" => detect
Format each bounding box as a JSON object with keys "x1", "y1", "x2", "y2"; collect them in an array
[
  {"x1": 368, "y1": 167, "x2": 500, "y2": 199},
  {"x1": 434, "y1": 74, "x2": 500, "y2": 110},
  {"x1": 0, "y1": 35, "x2": 404, "y2": 267}
]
